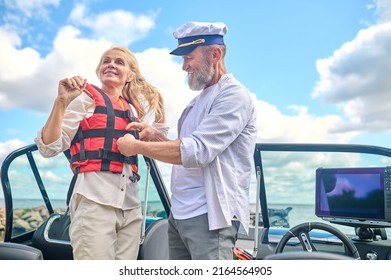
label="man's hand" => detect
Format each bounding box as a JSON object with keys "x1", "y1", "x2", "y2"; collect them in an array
[
  {"x1": 117, "y1": 133, "x2": 138, "y2": 156},
  {"x1": 119, "y1": 129, "x2": 182, "y2": 165},
  {"x1": 126, "y1": 122, "x2": 167, "y2": 142}
]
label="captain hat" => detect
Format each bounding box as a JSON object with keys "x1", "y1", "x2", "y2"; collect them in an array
[{"x1": 170, "y1": 21, "x2": 228, "y2": 56}]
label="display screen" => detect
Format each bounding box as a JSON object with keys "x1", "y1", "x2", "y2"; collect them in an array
[{"x1": 315, "y1": 167, "x2": 385, "y2": 221}]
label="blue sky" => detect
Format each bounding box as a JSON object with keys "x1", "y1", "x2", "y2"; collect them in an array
[{"x1": 1, "y1": 0, "x2": 391, "y2": 166}]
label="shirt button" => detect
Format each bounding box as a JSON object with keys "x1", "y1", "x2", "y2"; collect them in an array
[{"x1": 121, "y1": 188, "x2": 124, "y2": 191}]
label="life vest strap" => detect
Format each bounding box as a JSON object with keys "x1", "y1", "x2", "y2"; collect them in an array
[
  {"x1": 71, "y1": 149, "x2": 138, "y2": 165},
  {"x1": 94, "y1": 106, "x2": 133, "y2": 119},
  {"x1": 71, "y1": 128, "x2": 129, "y2": 145}
]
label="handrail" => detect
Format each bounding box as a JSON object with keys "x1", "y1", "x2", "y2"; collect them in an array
[
  {"x1": 1, "y1": 145, "x2": 73, "y2": 241},
  {"x1": 255, "y1": 143, "x2": 391, "y2": 156},
  {"x1": 144, "y1": 156, "x2": 171, "y2": 216},
  {"x1": 1, "y1": 144, "x2": 38, "y2": 241}
]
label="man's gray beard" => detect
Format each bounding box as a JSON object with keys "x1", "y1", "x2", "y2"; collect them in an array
[{"x1": 187, "y1": 60, "x2": 215, "y2": 91}]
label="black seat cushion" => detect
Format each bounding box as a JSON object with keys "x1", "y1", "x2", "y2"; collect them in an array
[
  {"x1": 0, "y1": 242, "x2": 43, "y2": 260},
  {"x1": 31, "y1": 213, "x2": 73, "y2": 260}
]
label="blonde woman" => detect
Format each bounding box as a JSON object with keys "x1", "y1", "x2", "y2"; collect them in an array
[{"x1": 35, "y1": 46, "x2": 167, "y2": 260}]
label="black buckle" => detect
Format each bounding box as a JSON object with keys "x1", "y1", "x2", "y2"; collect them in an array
[
  {"x1": 129, "y1": 130, "x2": 139, "y2": 139},
  {"x1": 129, "y1": 173, "x2": 140, "y2": 183},
  {"x1": 124, "y1": 110, "x2": 131, "y2": 120},
  {"x1": 123, "y1": 156, "x2": 133, "y2": 164},
  {"x1": 98, "y1": 148, "x2": 109, "y2": 159}
]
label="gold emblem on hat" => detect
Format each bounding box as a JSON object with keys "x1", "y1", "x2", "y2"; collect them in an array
[{"x1": 177, "y1": 38, "x2": 206, "y2": 48}]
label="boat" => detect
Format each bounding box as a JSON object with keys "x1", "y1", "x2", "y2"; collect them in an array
[{"x1": 1, "y1": 142, "x2": 391, "y2": 260}]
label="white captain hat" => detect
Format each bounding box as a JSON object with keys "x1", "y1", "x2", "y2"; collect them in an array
[{"x1": 170, "y1": 21, "x2": 228, "y2": 56}]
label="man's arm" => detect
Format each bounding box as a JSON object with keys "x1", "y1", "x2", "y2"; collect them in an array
[{"x1": 117, "y1": 134, "x2": 182, "y2": 164}]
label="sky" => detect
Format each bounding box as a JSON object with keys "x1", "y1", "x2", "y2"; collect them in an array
[{"x1": 1, "y1": 0, "x2": 391, "y2": 166}]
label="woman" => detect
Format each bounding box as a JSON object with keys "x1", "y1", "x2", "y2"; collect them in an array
[{"x1": 34, "y1": 46, "x2": 167, "y2": 260}]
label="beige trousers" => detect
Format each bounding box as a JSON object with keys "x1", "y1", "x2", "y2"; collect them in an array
[{"x1": 70, "y1": 194, "x2": 142, "y2": 260}]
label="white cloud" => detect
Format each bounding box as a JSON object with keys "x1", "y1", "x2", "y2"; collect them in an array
[
  {"x1": 312, "y1": 20, "x2": 391, "y2": 133},
  {"x1": 68, "y1": 4, "x2": 157, "y2": 46},
  {"x1": 374, "y1": 0, "x2": 391, "y2": 23},
  {"x1": 3, "y1": 0, "x2": 59, "y2": 20},
  {"x1": 0, "y1": 139, "x2": 27, "y2": 162},
  {"x1": 0, "y1": 27, "x2": 42, "y2": 81},
  {"x1": 257, "y1": 101, "x2": 359, "y2": 143}
]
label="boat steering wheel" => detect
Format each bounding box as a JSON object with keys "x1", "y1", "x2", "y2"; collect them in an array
[{"x1": 274, "y1": 222, "x2": 361, "y2": 259}]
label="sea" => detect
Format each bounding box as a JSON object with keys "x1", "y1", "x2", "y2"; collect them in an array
[
  {"x1": 0, "y1": 198, "x2": 68, "y2": 210},
  {"x1": 250, "y1": 203, "x2": 318, "y2": 227}
]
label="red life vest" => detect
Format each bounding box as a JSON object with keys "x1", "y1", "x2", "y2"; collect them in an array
[{"x1": 69, "y1": 84, "x2": 139, "y2": 179}]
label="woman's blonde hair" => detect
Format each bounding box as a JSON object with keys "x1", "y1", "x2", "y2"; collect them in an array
[{"x1": 96, "y1": 46, "x2": 165, "y2": 122}]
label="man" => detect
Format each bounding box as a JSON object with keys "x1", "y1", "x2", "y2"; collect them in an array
[{"x1": 117, "y1": 21, "x2": 257, "y2": 260}]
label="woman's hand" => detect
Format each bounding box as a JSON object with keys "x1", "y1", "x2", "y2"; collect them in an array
[{"x1": 57, "y1": 76, "x2": 87, "y2": 105}]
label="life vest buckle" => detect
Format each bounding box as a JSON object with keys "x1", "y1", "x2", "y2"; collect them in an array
[
  {"x1": 129, "y1": 130, "x2": 139, "y2": 139},
  {"x1": 129, "y1": 172, "x2": 140, "y2": 183},
  {"x1": 98, "y1": 148, "x2": 109, "y2": 159}
]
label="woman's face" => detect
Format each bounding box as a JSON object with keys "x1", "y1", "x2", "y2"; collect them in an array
[{"x1": 97, "y1": 49, "x2": 132, "y2": 87}]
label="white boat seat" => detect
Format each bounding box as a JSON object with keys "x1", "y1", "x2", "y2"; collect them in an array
[{"x1": 138, "y1": 219, "x2": 169, "y2": 260}]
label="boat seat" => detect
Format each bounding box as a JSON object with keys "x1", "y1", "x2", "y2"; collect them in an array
[
  {"x1": 138, "y1": 219, "x2": 169, "y2": 260},
  {"x1": 0, "y1": 242, "x2": 44, "y2": 260},
  {"x1": 31, "y1": 213, "x2": 73, "y2": 260}
]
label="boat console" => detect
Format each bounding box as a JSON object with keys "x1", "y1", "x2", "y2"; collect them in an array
[{"x1": 315, "y1": 166, "x2": 391, "y2": 236}]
